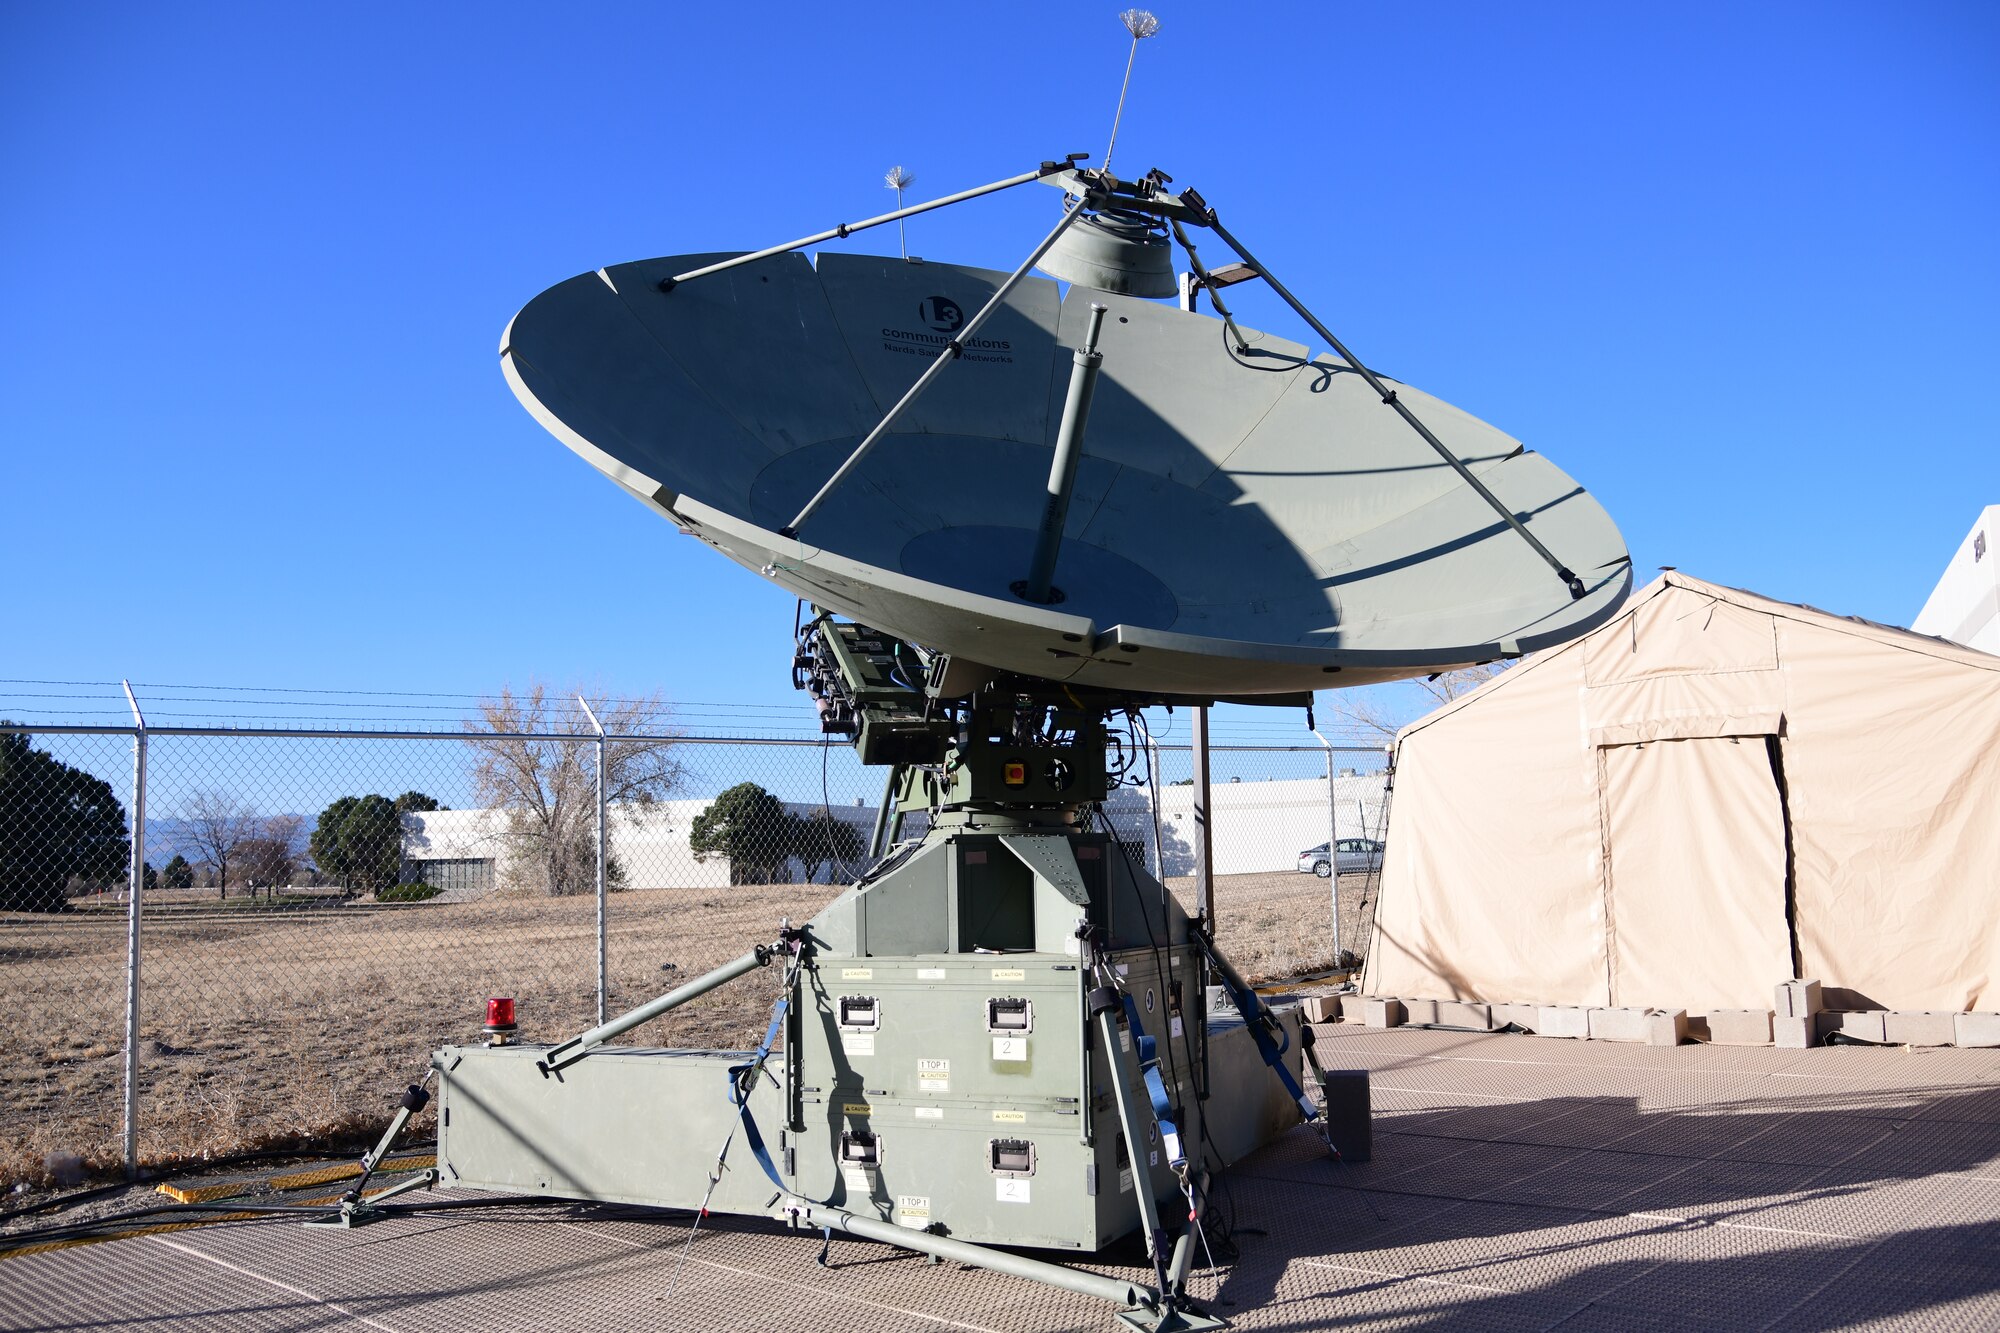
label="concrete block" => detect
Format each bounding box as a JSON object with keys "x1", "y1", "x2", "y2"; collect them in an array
[
  {"x1": 1300, "y1": 994, "x2": 1341, "y2": 1025},
  {"x1": 1706, "y1": 1009, "x2": 1774, "y2": 1046},
  {"x1": 1538, "y1": 1005, "x2": 1591, "y2": 1039},
  {"x1": 1587, "y1": 1007, "x2": 1653, "y2": 1043},
  {"x1": 1493, "y1": 1003, "x2": 1539, "y2": 1032},
  {"x1": 1816, "y1": 1011, "x2": 1888, "y2": 1043},
  {"x1": 1774, "y1": 1014, "x2": 1816, "y2": 1048},
  {"x1": 1401, "y1": 998, "x2": 1440, "y2": 1026},
  {"x1": 1361, "y1": 997, "x2": 1405, "y2": 1029},
  {"x1": 1953, "y1": 1011, "x2": 2000, "y2": 1048},
  {"x1": 1646, "y1": 1009, "x2": 1689, "y2": 1047},
  {"x1": 1775, "y1": 979, "x2": 1824, "y2": 1019},
  {"x1": 1883, "y1": 1010, "x2": 1956, "y2": 1047},
  {"x1": 1435, "y1": 1001, "x2": 1492, "y2": 1031}
]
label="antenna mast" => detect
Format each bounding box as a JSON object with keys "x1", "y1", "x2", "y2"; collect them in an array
[{"x1": 1103, "y1": 9, "x2": 1161, "y2": 175}]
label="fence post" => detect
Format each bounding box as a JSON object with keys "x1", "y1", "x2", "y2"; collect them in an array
[
  {"x1": 1310, "y1": 726, "x2": 1340, "y2": 963},
  {"x1": 119, "y1": 681, "x2": 147, "y2": 1179},
  {"x1": 577, "y1": 696, "x2": 608, "y2": 1028}
]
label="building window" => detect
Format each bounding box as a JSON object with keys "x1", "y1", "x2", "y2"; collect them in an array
[{"x1": 415, "y1": 858, "x2": 492, "y2": 896}]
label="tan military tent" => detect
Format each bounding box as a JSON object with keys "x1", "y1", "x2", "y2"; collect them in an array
[{"x1": 1364, "y1": 571, "x2": 2000, "y2": 1014}]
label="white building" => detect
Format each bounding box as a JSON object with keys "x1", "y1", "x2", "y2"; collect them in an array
[
  {"x1": 403, "y1": 770, "x2": 1389, "y2": 899},
  {"x1": 1913, "y1": 504, "x2": 2000, "y2": 654},
  {"x1": 402, "y1": 799, "x2": 877, "y2": 898},
  {"x1": 1104, "y1": 770, "x2": 1390, "y2": 878}
]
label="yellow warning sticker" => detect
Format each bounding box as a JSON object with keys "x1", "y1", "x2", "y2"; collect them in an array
[
  {"x1": 842, "y1": 1102, "x2": 873, "y2": 1117},
  {"x1": 991, "y1": 1109, "x2": 1027, "y2": 1123},
  {"x1": 990, "y1": 968, "x2": 1026, "y2": 981},
  {"x1": 841, "y1": 967, "x2": 873, "y2": 980}
]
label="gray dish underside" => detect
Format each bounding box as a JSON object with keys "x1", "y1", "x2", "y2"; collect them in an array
[{"x1": 501, "y1": 249, "x2": 1632, "y2": 695}]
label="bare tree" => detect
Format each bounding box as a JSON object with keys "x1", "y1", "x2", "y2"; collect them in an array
[
  {"x1": 236, "y1": 814, "x2": 305, "y2": 902},
  {"x1": 178, "y1": 790, "x2": 256, "y2": 902},
  {"x1": 464, "y1": 683, "x2": 685, "y2": 897},
  {"x1": 1327, "y1": 661, "x2": 1514, "y2": 744}
]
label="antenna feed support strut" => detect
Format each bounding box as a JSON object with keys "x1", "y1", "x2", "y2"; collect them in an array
[{"x1": 1019, "y1": 303, "x2": 1108, "y2": 605}]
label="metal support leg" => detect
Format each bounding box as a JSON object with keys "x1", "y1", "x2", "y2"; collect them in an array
[
  {"x1": 1204, "y1": 213, "x2": 1587, "y2": 600},
  {"x1": 1090, "y1": 985, "x2": 1176, "y2": 1307},
  {"x1": 783, "y1": 200, "x2": 1093, "y2": 537},
  {"x1": 660, "y1": 156, "x2": 1085, "y2": 291},
  {"x1": 1191, "y1": 707, "x2": 1214, "y2": 926},
  {"x1": 1167, "y1": 1172, "x2": 1208, "y2": 1295},
  {"x1": 788, "y1": 1196, "x2": 1164, "y2": 1309},
  {"x1": 868, "y1": 763, "x2": 903, "y2": 860},
  {"x1": 541, "y1": 943, "x2": 772, "y2": 1073},
  {"x1": 1311, "y1": 725, "x2": 1340, "y2": 962},
  {"x1": 305, "y1": 1079, "x2": 436, "y2": 1229}
]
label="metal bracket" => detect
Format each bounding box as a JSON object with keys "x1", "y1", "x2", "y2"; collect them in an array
[
  {"x1": 999, "y1": 834, "x2": 1091, "y2": 907},
  {"x1": 1113, "y1": 1307, "x2": 1228, "y2": 1333},
  {"x1": 1113, "y1": 1306, "x2": 1228, "y2": 1333},
  {"x1": 302, "y1": 1168, "x2": 439, "y2": 1229}
]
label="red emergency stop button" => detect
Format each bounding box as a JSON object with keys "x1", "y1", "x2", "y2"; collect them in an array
[{"x1": 1003, "y1": 761, "x2": 1027, "y2": 785}]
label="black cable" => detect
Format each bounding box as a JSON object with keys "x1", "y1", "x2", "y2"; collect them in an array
[
  {"x1": 817, "y1": 733, "x2": 858, "y2": 884},
  {"x1": 1219, "y1": 320, "x2": 1306, "y2": 375},
  {"x1": 0, "y1": 1180, "x2": 139, "y2": 1226},
  {"x1": 0, "y1": 1140, "x2": 440, "y2": 1225},
  {"x1": 0, "y1": 1193, "x2": 645, "y2": 1252},
  {"x1": 1200, "y1": 1173, "x2": 1240, "y2": 1264}
]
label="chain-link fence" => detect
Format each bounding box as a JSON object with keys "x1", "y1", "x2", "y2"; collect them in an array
[{"x1": 0, "y1": 718, "x2": 1387, "y2": 1184}]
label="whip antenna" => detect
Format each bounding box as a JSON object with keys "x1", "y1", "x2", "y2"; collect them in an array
[
  {"x1": 1103, "y1": 9, "x2": 1160, "y2": 175},
  {"x1": 884, "y1": 165, "x2": 916, "y2": 258}
]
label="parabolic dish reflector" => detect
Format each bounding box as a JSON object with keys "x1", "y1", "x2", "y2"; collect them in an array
[{"x1": 502, "y1": 249, "x2": 1630, "y2": 695}]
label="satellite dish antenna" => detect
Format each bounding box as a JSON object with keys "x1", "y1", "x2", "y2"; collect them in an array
[
  {"x1": 479, "y1": 24, "x2": 1630, "y2": 1314},
  {"x1": 501, "y1": 160, "x2": 1630, "y2": 697}
]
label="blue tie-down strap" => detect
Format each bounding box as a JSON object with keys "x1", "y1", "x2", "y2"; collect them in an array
[
  {"x1": 724, "y1": 989, "x2": 792, "y2": 1191},
  {"x1": 1117, "y1": 993, "x2": 1186, "y2": 1170},
  {"x1": 1247, "y1": 1010, "x2": 1318, "y2": 1122},
  {"x1": 1202, "y1": 944, "x2": 1319, "y2": 1122}
]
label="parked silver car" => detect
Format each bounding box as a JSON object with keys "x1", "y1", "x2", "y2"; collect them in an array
[{"x1": 1297, "y1": 838, "x2": 1385, "y2": 878}]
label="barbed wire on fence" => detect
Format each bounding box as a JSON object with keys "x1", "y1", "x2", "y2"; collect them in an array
[{"x1": 0, "y1": 678, "x2": 1394, "y2": 747}]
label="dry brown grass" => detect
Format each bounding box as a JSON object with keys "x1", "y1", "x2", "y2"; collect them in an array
[{"x1": 0, "y1": 870, "x2": 1360, "y2": 1188}]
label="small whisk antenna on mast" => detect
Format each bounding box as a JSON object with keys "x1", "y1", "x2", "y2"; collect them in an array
[
  {"x1": 1103, "y1": 9, "x2": 1161, "y2": 176},
  {"x1": 885, "y1": 165, "x2": 916, "y2": 258}
]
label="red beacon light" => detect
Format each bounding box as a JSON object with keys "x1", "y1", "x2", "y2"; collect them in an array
[{"x1": 484, "y1": 996, "x2": 517, "y2": 1045}]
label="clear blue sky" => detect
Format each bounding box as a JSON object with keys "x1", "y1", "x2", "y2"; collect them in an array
[{"x1": 4, "y1": 2, "x2": 1995, "y2": 743}]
